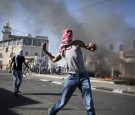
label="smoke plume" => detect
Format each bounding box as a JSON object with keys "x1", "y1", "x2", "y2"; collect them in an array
[{"x1": 0, "y1": 0, "x2": 135, "y2": 60}]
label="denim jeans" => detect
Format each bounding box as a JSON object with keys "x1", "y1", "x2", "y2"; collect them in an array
[
  {"x1": 12, "y1": 70, "x2": 23, "y2": 92},
  {"x1": 49, "y1": 71, "x2": 95, "y2": 115}
]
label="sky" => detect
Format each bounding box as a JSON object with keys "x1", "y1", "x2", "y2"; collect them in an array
[{"x1": 0, "y1": 0, "x2": 135, "y2": 65}]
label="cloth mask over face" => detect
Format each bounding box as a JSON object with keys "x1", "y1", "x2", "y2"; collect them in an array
[
  {"x1": 60, "y1": 29, "x2": 73, "y2": 56},
  {"x1": 17, "y1": 49, "x2": 23, "y2": 56},
  {"x1": 15, "y1": 49, "x2": 23, "y2": 68}
]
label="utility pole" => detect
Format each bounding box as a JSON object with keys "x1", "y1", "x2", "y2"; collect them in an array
[{"x1": 39, "y1": 48, "x2": 42, "y2": 74}]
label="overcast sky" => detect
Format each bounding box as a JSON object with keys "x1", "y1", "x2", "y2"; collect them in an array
[{"x1": 0, "y1": 0, "x2": 135, "y2": 65}]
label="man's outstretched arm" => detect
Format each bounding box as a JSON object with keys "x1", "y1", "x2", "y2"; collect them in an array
[
  {"x1": 9, "y1": 60, "x2": 13, "y2": 72},
  {"x1": 42, "y1": 43, "x2": 62, "y2": 62},
  {"x1": 74, "y1": 40, "x2": 97, "y2": 52}
]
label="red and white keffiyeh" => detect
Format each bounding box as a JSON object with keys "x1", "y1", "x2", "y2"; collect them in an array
[{"x1": 59, "y1": 29, "x2": 73, "y2": 56}]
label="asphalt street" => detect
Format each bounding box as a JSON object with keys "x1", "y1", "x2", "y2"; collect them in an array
[
  {"x1": 31, "y1": 73, "x2": 135, "y2": 96},
  {"x1": 0, "y1": 71, "x2": 135, "y2": 115}
]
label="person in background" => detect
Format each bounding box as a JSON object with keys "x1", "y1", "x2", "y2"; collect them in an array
[
  {"x1": 9, "y1": 49, "x2": 31, "y2": 95},
  {"x1": 42, "y1": 28, "x2": 97, "y2": 115},
  {"x1": 58, "y1": 66, "x2": 61, "y2": 75}
]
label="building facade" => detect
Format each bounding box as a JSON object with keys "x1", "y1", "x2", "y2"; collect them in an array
[
  {"x1": 0, "y1": 23, "x2": 49, "y2": 71},
  {"x1": 120, "y1": 50, "x2": 135, "y2": 77}
]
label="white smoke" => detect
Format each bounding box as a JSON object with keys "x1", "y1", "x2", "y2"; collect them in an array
[{"x1": 0, "y1": 0, "x2": 135, "y2": 55}]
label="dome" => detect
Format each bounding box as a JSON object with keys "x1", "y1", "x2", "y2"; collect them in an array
[{"x1": 25, "y1": 33, "x2": 32, "y2": 37}]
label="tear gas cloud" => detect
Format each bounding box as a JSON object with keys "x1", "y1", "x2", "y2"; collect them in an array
[{"x1": 0, "y1": 0, "x2": 135, "y2": 57}]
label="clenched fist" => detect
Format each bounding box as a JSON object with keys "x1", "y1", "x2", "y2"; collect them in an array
[{"x1": 88, "y1": 43, "x2": 97, "y2": 51}]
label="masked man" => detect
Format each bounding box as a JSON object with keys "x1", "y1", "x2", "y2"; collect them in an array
[
  {"x1": 9, "y1": 49, "x2": 30, "y2": 95},
  {"x1": 42, "y1": 29, "x2": 96, "y2": 115}
]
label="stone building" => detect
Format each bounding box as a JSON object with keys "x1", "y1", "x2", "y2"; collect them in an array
[
  {"x1": 85, "y1": 42, "x2": 135, "y2": 78},
  {"x1": 120, "y1": 49, "x2": 135, "y2": 77},
  {"x1": 0, "y1": 22, "x2": 49, "y2": 71}
]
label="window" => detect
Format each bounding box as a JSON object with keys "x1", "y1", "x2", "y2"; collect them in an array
[
  {"x1": 13, "y1": 40, "x2": 16, "y2": 46},
  {"x1": 41, "y1": 39, "x2": 48, "y2": 44},
  {"x1": 8, "y1": 40, "x2": 16, "y2": 47},
  {"x1": 23, "y1": 38, "x2": 32, "y2": 45},
  {"x1": 25, "y1": 51, "x2": 28, "y2": 56},
  {"x1": 0, "y1": 53, "x2": 3, "y2": 58},
  {"x1": 35, "y1": 52, "x2": 38, "y2": 56},
  {"x1": 33, "y1": 39, "x2": 41, "y2": 46},
  {"x1": 4, "y1": 42, "x2": 8, "y2": 47},
  {"x1": 8, "y1": 40, "x2": 13, "y2": 47},
  {"x1": 18, "y1": 39, "x2": 23, "y2": 45}
]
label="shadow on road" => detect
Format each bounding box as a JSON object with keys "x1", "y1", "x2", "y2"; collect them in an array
[
  {"x1": 21, "y1": 92, "x2": 77, "y2": 96},
  {"x1": 0, "y1": 88, "x2": 40, "y2": 115}
]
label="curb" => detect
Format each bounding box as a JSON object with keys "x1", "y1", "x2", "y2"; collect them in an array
[
  {"x1": 28, "y1": 73, "x2": 135, "y2": 96},
  {"x1": 32, "y1": 73, "x2": 114, "y2": 84},
  {"x1": 90, "y1": 79, "x2": 114, "y2": 84},
  {"x1": 122, "y1": 90, "x2": 135, "y2": 95},
  {"x1": 92, "y1": 86, "x2": 135, "y2": 95}
]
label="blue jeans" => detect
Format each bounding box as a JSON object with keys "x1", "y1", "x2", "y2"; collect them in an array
[
  {"x1": 49, "y1": 72, "x2": 95, "y2": 115},
  {"x1": 12, "y1": 70, "x2": 23, "y2": 92}
]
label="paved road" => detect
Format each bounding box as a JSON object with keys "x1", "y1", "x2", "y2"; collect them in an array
[
  {"x1": 31, "y1": 73, "x2": 135, "y2": 96},
  {"x1": 0, "y1": 71, "x2": 135, "y2": 115}
]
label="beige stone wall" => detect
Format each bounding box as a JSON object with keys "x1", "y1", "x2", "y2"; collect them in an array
[
  {"x1": 0, "y1": 44, "x2": 48, "y2": 71},
  {"x1": 0, "y1": 45, "x2": 22, "y2": 70},
  {"x1": 0, "y1": 47, "x2": 10, "y2": 70},
  {"x1": 0, "y1": 23, "x2": 49, "y2": 71}
]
